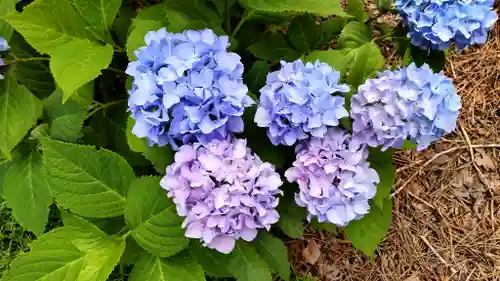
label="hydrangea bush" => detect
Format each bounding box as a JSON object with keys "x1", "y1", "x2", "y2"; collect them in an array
[
  {"x1": 0, "y1": 0, "x2": 492, "y2": 280},
  {"x1": 396, "y1": 0, "x2": 497, "y2": 50}
]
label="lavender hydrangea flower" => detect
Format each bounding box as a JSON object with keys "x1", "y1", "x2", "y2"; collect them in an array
[
  {"x1": 254, "y1": 59, "x2": 350, "y2": 146},
  {"x1": 0, "y1": 37, "x2": 9, "y2": 80},
  {"x1": 351, "y1": 63, "x2": 461, "y2": 151},
  {"x1": 126, "y1": 28, "x2": 254, "y2": 149},
  {"x1": 285, "y1": 128, "x2": 379, "y2": 227},
  {"x1": 160, "y1": 138, "x2": 282, "y2": 254},
  {"x1": 396, "y1": 0, "x2": 497, "y2": 50}
]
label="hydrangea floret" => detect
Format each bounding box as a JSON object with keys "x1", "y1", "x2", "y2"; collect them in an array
[
  {"x1": 396, "y1": 0, "x2": 498, "y2": 50},
  {"x1": 0, "y1": 37, "x2": 9, "y2": 80},
  {"x1": 160, "y1": 138, "x2": 283, "y2": 254},
  {"x1": 254, "y1": 59, "x2": 350, "y2": 146},
  {"x1": 350, "y1": 63, "x2": 461, "y2": 151},
  {"x1": 285, "y1": 128, "x2": 379, "y2": 227},
  {"x1": 126, "y1": 28, "x2": 254, "y2": 149}
]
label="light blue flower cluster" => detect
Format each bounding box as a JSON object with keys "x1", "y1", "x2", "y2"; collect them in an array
[
  {"x1": 126, "y1": 28, "x2": 254, "y2": 148},
  {"x1": 254, "y1": 60, "x2": 350, "y2": 146},
  {"x1": 0, "y1": 37, "x2": 9, "y2": 80},
  {"x1": 351, "y1": 63, "x2": 461, "y2": 151},
  {"x1": 285, "y1": 128, "x2": 379, "y2": 226},
  {"x1": 396, "y1": 0, "x2": 497, "y2": 50}
]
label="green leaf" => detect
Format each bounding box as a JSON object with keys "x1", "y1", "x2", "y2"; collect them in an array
[
  {"x1": 277, "y1": 192, "x2": 306, "y2": 238},
  {"x1": 50, "y1": 40, "x2": 113, "y2": 102},
  {"x1": 86, "y1": 104, "x2": 150, "y2": 168},
  {"x1": 5, "y1": 0, "x2": 113, "y2": 100},
  {"x1": 240, "y1": 0, "x2": 346, "y2": 17},
  {"x1": 0, "y1": 74, "x2": 43, "y2": 159},
  {"x1": 120, "y1": 236, "x2": 143, "y2": 265},
  {"x1": 73, "y1": 0, "x2": 122, "y2": 44},
  {"x1": 72, "y1": 81, "x2": 94, "y2": 107},
  {"x1": 345, "y1": 43, "x2": 385, "y2": 88},
  {"x1": 410, "y1": 45, "x2": 446, "y2": 72},
  {"x1": 44, "y1": 90, "x2": 86, "y2": 142},
  {"x1": 0, "y1": 0, "x2": 16, "y2": 40},
  {"x1": 376, "y1": 0, "x2": 392, "y2": 13},
  {"x1": 253, "y1": 232, "x2": 290, "y2": 281},
  {"x1": 210, "y1": 0, "x2": 237, "y2": 17},
  {"x1": 130, "y1": 252, "x2": 205, "y2": 281},
  {"x1": 337, "y1": 21, "x2": 372, "y2": 49},
  {"x1": 249, "y1": 34, "x2": 301, "y2": 61},
  {"x1": 347, "y1": 0, "x2": 369, "y2": 22},
  {"x1": 309, "y1": 218, "x2": 340, "y2": 234},
  {"x1": 0, "y1": 157, "x2": 9, "y2": 196},
  {"x1": 126, "y1": 117, "x2": 174, "y2": 173},
  {"x1": 164, "y1": 0, "x2": 221, "y2": 26},
  {"x1": 2, "y1": 224, "x2": 126, "y2": 281},
  {"x1": 125, "y1": 177, "x2": 189, "y2": 257},
  {"x1": 345, "y1": 198, "x2": 393, "y2": 257},
  {"x1": 244, "y1": 61, "x2": 269, "y2": 93},
  {"x1": 189, "y1": 241, "x2": 233, "y2": 277},
  {"x1": 304, "y1": 49, "x2": 352, "y2": 77},
  {"x1": 42, "y1": 138, "x2": 135, "y2": 218},
  {"x1": 142, "y1": 148, "x2": 173, "y2": 174},
  {"x1": 126, "y1": 116, "x2": 149, "y2": 153},
  {"x1": 288, "y1": 15, "x2": 320, "y2": 52},
  {"x1": 368, "y1": 148, "x2": 395, "y2": 210},
  {"x1": 7, "y1": 32, "x2": 55, "y2": 99},
  {"x1": 4, "y1": 147, "x2": 52, "y2": 236},
  {"x1": 126, "y1": 0, "x2": 222, "y2": 60},
  {"x1": 317, "y1": 17, "x2": 347, "y2": 45},
  {"x1": 242, "y1": 106, "x2": 290, "y2": 168},
  {"x1": 113, "y1": 5, "x2": 135, "y2": 46},
  {"x1": 5, "y1": 0, "x2": 93, "y2": 55},
  {"x1": 402, "y1": 139, "x2": 417, "y2": 149},
  {"x1": 228, "y1": 242, "x2": 272, "y2": 281}
]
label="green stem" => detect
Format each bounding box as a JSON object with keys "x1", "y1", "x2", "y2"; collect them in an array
[
  {"x1": 119, "y1": 230, "x2": 131, "y2": 240},
  {"x1": 224, "y1": 0, "x2": 232, "y2": 35},
  {"x1": 105, "y1": 67, "x2": 127, "y2": 75},
  {"x1": 372, "y1": 34, "x2": 408, "y2": 42},
  {"x1": 86, "y1": 99, "x2": 126, "y2": 119},
  {"x1": 4, "y1": 57, "x2": 49, "y2": 65},
  {"x1": 232, "y1": 10, "x2": 254, "y2": 37},
  {"x1": 114, "y1": 45, "x2": 125, "y2": 53}
]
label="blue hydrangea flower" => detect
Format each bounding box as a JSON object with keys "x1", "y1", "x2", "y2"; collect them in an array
[
  {"x1": 396, "y1": 0, "x2": 498, "y2": 50},
  {"x1": 126, "y1": 28, "x2": 254, "y2": 149},
  {"x1": 161, "y1": 138, "x2": 282, "y2": 254},
  {"x1": 254, "y1": 60, "x2": 350, "y2": 146},
  {"x1": 0, "y1": 37, "x2": 9, "y2": 80},
  {"x1": 351, "y1": 63, "x2": 461, "y2": 151},
  {"x1": 285, "y1": 128, "x2": 379, "y2": 227}
]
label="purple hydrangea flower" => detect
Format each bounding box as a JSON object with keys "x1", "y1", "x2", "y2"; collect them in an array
[
  {"x1": 351, "y1": 63, "x2": 461, "y2": 151},
  {"x1": 0, "y1": 37, "x2": 9, "y2": 80},
  {"x1": 160, "y1": 138, "x2": 283, "y2": 254},
  {"x1": 126, "y1": 28, "x2": 254, "y2": 149},
  {"x1": 254, "y1": 59, "x2": 350, "y2": 146},
  {"x1": 285, "y1": 128, "x2": 379, "y2": 227},
  {"x1": 396, "y1": 0, "x2": 497, "y2": 50}
]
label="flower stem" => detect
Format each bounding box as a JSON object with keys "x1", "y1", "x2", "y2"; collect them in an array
[
  {"x1": 4, "y1": 57, "x2": 49, "y2": 65},
  {"x1": 105, "y1": 67, "x2": 127, "y2": 75},
  {"x1": 86, "y1": 99, "x2": 127, "y2": 119},
  {"x1": 232, "y1": 10, "x2": 254, "y2": 38},
  {"x1": 225, "y1": 0, "x2": 232, "y2": 35}
]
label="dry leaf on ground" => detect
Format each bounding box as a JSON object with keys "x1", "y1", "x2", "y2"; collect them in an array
[
  {"x1": 302, "y1": 240, "x2": 321, "y2": 265},
  {"x1": 475, "y1": 152, "x2": 496, "y2": 170}
]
